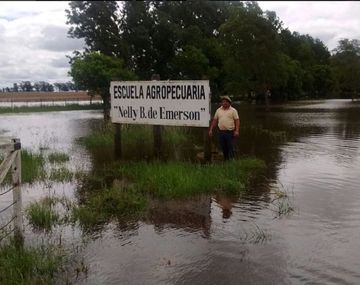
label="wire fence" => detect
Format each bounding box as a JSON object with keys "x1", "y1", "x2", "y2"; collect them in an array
[{"x1": 0, "y1": 137, "x2": 22, "y2": 244}]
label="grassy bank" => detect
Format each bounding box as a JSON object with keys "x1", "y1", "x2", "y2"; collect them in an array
[{"x1": 0, "y1": 103, "x2": 102, "y2": 114}]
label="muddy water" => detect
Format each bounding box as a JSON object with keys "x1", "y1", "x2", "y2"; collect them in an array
[{"x1": 1, "y1": 100, "x2": 360, "y2": 284}]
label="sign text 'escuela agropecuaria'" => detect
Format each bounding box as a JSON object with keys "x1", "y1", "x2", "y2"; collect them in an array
[{"x1": 110, "y1": 80, "x2": 211, "y2": 127}]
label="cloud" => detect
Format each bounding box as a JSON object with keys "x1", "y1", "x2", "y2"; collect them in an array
[
  {"x1": 0, "y1": 2, "x2": 69, "y2": 21},
  {"x1": 51, "y1": 56, "x2": 71, "y2": 68},
  {"x1": 33, "y1": 25, "x2": 84, "y2": 52},
  {"x1": 0, "y1": 2, "x2": 83, "y2": 87},
  {"x1": 258, "y1": 1, "x2": 360, "y2": 50}
]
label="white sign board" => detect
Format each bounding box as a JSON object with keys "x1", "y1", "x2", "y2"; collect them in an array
[{"x1": 110, "y1": 80, "x2": 211, "y2": 127}]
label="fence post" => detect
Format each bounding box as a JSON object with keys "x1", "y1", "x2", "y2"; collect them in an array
[{"x1": 11, "y1": 139, "x2": 23, "y2": 247}]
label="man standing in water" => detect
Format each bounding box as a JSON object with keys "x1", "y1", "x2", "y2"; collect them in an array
[{"x1": 208, "y1": 96, "x2": 240, "y2": 160}]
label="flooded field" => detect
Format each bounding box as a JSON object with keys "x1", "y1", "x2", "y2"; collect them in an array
[{"x1": 1, "y1": 99, "x2": 360, "y2": 284}]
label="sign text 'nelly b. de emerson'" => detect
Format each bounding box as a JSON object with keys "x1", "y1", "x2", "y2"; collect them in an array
[{"x1": 110, "y1": 80, "x2": 211, "y2": 127}]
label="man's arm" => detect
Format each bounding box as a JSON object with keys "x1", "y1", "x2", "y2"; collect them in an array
[
  {"x1": 208, "y1": 118, "x2": 218, "y2": 137},
  {"x1": 234, "y1": 119, "x2": 240, "y2": 137}
]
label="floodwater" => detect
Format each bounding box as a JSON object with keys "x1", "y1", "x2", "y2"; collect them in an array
[{"x1": 1, "y1": 99, "x2": 360, "y2": 284}]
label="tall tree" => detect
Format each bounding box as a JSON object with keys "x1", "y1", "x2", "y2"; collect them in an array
[
  {"x1": 66, "y1": 1, "x2": 122, "y2": 57},
  {"x1": 279, "y1": 29, "x2": 333, "y2": 98},
  {"x1": 151, "y1": 1, "x2": 234, "y2": 96},
  {"x1": 20, "y1": 81, "x2": 33, "y2": 92},
  {"x1": 119, "y1": 1, "x2": 156, "y2": 79},
  {"x1": 220, "y1": 2, "x2": 286, "y2": 98},
  {"x1": 331, "y1": 39, "x2": 360, "y2": 99},
  {"x1": 69, "y1": 52, "x2": 135, "y2": 120}
]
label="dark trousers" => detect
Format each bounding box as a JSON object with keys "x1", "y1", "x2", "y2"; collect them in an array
[{"x1": 218, "y1": 130, "x2": 235, "y2": 160}]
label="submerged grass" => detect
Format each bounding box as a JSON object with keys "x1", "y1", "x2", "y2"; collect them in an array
[
  {"x1": 48, "y1": 152, "x2": 70, "y2": 164},
  {"x1": 73, "y1": 158, "x2": 266, "y2": 227},
  {"x1": 26, "y1": 199, "x2": 60, "y2": 231},
  {"x1": 0, "y1": 241, "x2": 65, "y2": 285},
  {"x1": 80, "y1": 121, "x2": 114, "y2": 149},
  {"x1": 49, "y1": 167, "x2": 73, "y2": 183},
  {"x1": 2, "y1": 149, "x2": 74, "y2": 185},
  {"x1": 73, "y1": 185, "x2": 147, "y2": 227},
  {"x1": 21, "y1": 149, "x2": 45, "y2": 184},
  {"x1": 25, "y1": 195, "x2": 74, "y2": 231},
  {"x1": 270, "y1": 183, "x2": 296, "y2": 218},
  {"x1": 22, "y1": 150, "x2": 73, "y2": 184},
  {"x1": 79, "y1": 122, "x2": 192, "y2": 151},
  {"x1": 0, "y1": 103, "x2": 102, "y2": 114}
]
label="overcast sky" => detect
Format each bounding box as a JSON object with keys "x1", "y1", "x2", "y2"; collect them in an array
[{"x1": 0, "y1": 1, "x2": 360, "y2": 88}]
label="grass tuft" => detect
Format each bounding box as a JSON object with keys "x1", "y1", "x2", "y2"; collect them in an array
[
  {"x1": 270, "y1": 184, "x2": 295, "y2": 218},
  {"x1": 72, "y1": 186, "x2": 147, "y2": 228},
  {"x1": 26, "y1": 198, "x2": 59, "y2": 231},
  {"x1": 48, "y1": 152, "x2": 70, "y2": 164},
  {"x1": 49, "y1": 167, "x2": 73, "y2": 182},
  {"x1": 0, "y1": 241, "x2": 65, "y2": 285},
  {"x1": 21, "y1": 149, "x2": 45, "y2": 184}
]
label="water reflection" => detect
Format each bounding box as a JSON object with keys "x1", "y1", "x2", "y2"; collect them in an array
[{"x1": 147, "y1": 196, "x2": 212, "y2": 238}]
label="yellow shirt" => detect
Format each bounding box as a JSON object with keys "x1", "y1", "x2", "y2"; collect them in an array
[{"x1": 214, "y1": 106, "x2": 239, "y2": 131}]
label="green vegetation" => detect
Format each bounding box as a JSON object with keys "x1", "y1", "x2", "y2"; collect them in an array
[
  {"x1": 66, "y1": 1, "x2": 360, "y2": 103},
  {"x1": 26, "y1": 199, "x2": 60, "y2": 230},
  {"x1": 79, "y1": 122, "x2": 191, "y2": 151},
  {"x1": 22, "y1": 150, "x2": 73, "y2": 184},
  {"x1": 69, "y1": 52, "x2": 135, "y2": 120},
  {"x1": 79, "y1": 121, "x2": 114, "y2": 149},
  {"x1": 119, "y1": 159, "x2": 266, "y2": 198},
  {"x1": 25, "y1": 196, "x2": 74, "y2": 230},
  {"x1": 48, "y1": 152, "x2": 70, "y2": 164},
  {"x1": 22, "y1": 149, "x2": 45, "y2": 184},
  {"x1": 163, "y1": 126, "x2": 192, "y2": 145},
  {"x1": 0, "y1": 103, "x2": 102, "y2": 114},
  {"x1": 0, "y1": 241, "x2": 64, "y2": 285},
  {"x1": 73, "y1": 186, "x2": 147, "y2": 227},
  {"x1": 73, "y1": 158, "x2": 265, "y2": 227},
  {"x1": 3, "y1": 150, "x2": 76, "y2": 185},
  {"x1": 49, "y1": 167, "x2": 73, "y2": 183}
]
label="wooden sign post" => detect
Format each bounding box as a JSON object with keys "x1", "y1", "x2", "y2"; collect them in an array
[{"x1": 151, "y1": 74, "x2": 162, "y2": 159}]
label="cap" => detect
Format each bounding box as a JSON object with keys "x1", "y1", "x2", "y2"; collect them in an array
[{"x1": 220, "y1": 95, "x2": 232, "y2": 103}]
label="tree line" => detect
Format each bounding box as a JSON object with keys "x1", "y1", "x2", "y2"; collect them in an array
[
  {"x1": 64, "y1": 1, "x2": 360, "y2": 117},
  {"x1": 1, "y1": 81, "x2": 78, "y2": 93}
]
